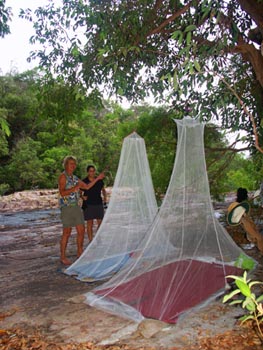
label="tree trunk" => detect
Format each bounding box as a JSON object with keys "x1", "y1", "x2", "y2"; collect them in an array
[
  {"x1": 237, "y1": 0, "x2": 263, "y2": 35},
  {"x1": 234, "y1": 40, "x2": 263, "y2": 88},
  {"x1": 236, "y1": 0, "x2": 263, "y2": 87}
]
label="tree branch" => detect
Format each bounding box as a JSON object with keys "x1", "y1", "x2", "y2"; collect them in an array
[
  {"x1": 208, "y1": 151, "x2": 236, "y2": 185},
  {"x1": 153, "y1": 0, "x2": 163, "y2": 12},
  {"x1": 149, "y1": 137, "x2": 250, "y2": 153},
  {"x1": 147, "y1": 0, "x2": 198, "y2": 37},
  {"x1": 214, "y1": 71, "x2": 263, "y2": 154},
  {"x1": 234, "y1": 35, "x2": 263, "y2": 87},
  {"x1": 205, "y1": 145, "x2": 250, "y2": 153}
]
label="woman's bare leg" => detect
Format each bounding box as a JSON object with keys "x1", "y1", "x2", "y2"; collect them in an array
[
  {"x1": 97, "y1": 219, "x2": 102, "y2": 229},
  {"x1": 87, "y1": 220, "x2": 93, "y2": 242},
  {"x1": 76, "y1": 224, "x2": 85, "y2": 257},
  {"x1": 60, "y1": 227, "x2": 72, "y2": 265}
]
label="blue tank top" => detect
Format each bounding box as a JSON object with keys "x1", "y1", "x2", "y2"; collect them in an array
[{"x1": 59, "y1": 171, "x2": 80, "y2": 208}]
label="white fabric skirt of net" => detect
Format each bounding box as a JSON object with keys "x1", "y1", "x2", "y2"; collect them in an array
[
  {"x1": 65, "y1": 131, "x2": 158, "y2": 282},
  {"x1": 84, "y1": 117, "x2": 255, "y2": 324}
]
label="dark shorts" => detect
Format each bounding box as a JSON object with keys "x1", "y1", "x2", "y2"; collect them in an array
[
  {"x1": 83, "y1": 204, "x2": 104, "y2": 220},
  {"x1": 60, "y1": 205, "x2": 85, "y2": 228}
]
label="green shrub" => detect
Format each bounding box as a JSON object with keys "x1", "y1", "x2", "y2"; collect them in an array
[{"x1": 223, "y1": 271, "x2": 263, "y2": 342}]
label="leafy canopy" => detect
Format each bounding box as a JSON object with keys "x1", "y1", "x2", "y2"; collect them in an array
[
  {"x1": 0, "y1": 0, "x2": 12, "y2": 38},
  {"x1": 1, "y1": 71, "x2": 257, "y2": 195},
  {"x1": 20, "y1": 0, "x2": 263, "y2": 144}
]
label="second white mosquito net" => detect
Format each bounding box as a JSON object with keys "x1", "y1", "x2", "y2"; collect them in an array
[
  {"x1": 65, "y1": 131, "x2": 158, "y2": 281},
  {"x1": 85, "y1": 117, "x2": 253, "y2": 323}
]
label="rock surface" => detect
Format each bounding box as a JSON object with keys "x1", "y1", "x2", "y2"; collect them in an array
[
  {"x1": 0, "y1": 189, "x2": 59, "y2": 212},
  {"x1": 0, "y1": 190, "x2": 263, "y2": 349},
  {"x1": 0, "y1": 188, "x2": 113, "y2": 213}
]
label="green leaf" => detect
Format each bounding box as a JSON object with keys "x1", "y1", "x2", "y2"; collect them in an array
[
  {"x1": 242, "y1": 297, "x2": 255, "y2": 311},
  {"x1": 193, "y1": 59, "x2": 201, "y2": 72},
  {"x1": 227, "y1": 274, "x2": 247, "y2": 283},
  {"x1": 71, "y1": 46, "x2": 79, "y2": 57},
  {"x1": 171, "y1": 30, "x2": 183, "y2": 41},
  {"x1": 239, "y1": 314, "x2": 255, "y2": 323},
  {"x1": 223, "y1": 289, "x2": 240, "y2": 303},
  {"x1": 229, "y1": 300, "x2": 242, "y2": 305},
  {"x1": 98, "y1": 48, "x2": 106, "y2": 55},
  {"x1": 117, "y1": 87, "x2": 124, "y2": 96},
  {"x1": 234, "y1": 256, "x2": 255, "y2": 270},
  {"x1": 249, "y1": 281, "x2": 263, "y2": 288},
  {"x1": 235, "y1": 279, "x2": 251, "y2": 297},
  {"x1": 0, "y1": 118, "x2": 11, "y2": 136},
  {"x1": 173, "y1": 71, "x2": 178, "y2": 91},
  {"x1": 189, "y1": 61, "x2": 194, "y2": 74},
  {"x1": 128, "y1": 46, "x2": 140, "y2": 54},
  {"x1": 186, "y1": 31, "x2": 192, "y2": 46},
  {"x1": 257, "y1": 295, "x2": 263, "y2": 303},
  {"x1": 201, "y1": 8, "x2": 211, "y2": 21},
  {"x1": 121, "y1": 47, "x2": 127, "y2": 58},
  {"x1": 184, "y1": 24, "x2": 196, "y2": 32},
  {"x1": 243, "y1": 270, "x2": 248, "y2": 281}
]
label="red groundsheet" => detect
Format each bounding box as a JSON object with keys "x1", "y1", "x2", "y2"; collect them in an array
[{"x1": 96, "y1": 260, "x2": 242, "y2": 323}]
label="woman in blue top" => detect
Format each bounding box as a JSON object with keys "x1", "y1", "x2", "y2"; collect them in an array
[{"x1": 58, "y1": 156, "x2": 104, "y2": 265}]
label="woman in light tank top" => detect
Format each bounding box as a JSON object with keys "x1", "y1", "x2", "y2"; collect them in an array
[{"x1": 58, "y1": 156, "x2": 104, "y2": 265}]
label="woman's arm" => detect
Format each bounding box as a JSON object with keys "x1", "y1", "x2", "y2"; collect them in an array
[
  {"x1": 78, "y1": 172, "x2": 105, "y2": 191},
  {"x1": 80, "y1": 189, "x2": 87, "y2": 201},
  {"x1": 102, "y1": 186, "x2": 107, "y2": 203}
]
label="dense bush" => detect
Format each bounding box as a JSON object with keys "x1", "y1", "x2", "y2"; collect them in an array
[{"x1": 0, "y1": 72, "x2": 260, "y2": 199}]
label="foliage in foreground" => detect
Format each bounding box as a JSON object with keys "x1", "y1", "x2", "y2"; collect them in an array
[
  {"x1": 0, "y1": 323, "x2": 262, "y2": 350},
  {"x1": 223, "y1": 271, "x2": 263, "y2": 343}
]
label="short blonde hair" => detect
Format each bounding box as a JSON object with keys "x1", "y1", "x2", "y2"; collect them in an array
[{"x1": 63, "y1": 155, "x2": 77, "y2": 169}]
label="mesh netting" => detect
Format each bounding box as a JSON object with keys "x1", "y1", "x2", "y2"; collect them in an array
[
  {"x1": 65, "y1": 131, "x2": 158, "y2": 281},
  {"x1": 85, "y1": 117, "x2": 251, "y2": 323}
]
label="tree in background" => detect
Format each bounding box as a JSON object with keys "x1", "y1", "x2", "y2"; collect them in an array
[
  {"x1": 0, "y1": 71, "x2": 40, "y2": 152},
  {"x1": 20, "y1": 0, "x2": 263, "y2": 152},
  {"x1": 0, "y1": 72, "x2": 130, "y2": 192},
  {"x1": 0, "y1": 0, "x2": 12, "y2": 38},
  {"x1": 0, "y1": 71, "x2": 259, "y2": 198},
  {"x1": 224, "y1": 156, "x2": 259, "y2": 192},
  {"x1": 0, "y1": 0, "x2": 12, "y2": 137},
  {"x1": 0, "y1": 72, "x2": 91, "y2": 191},
  {"x1": 6, "y1": 137, "x2": 47, "y2": 190}
]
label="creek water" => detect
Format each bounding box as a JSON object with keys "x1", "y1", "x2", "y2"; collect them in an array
[
  {"x1": 0, "y1": 208, "x2": 60, "y2": 229},
  {"x1": 0, "y1": 207, "x2": 225, "y2": 229}
]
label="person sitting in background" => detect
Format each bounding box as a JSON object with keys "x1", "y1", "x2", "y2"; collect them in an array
[
  {"x1": 227, "y1": 187, "x2": 263, "y2": 254},
  {"x1": 81, "y1": 164, "x2": 107, "y2": 242}
]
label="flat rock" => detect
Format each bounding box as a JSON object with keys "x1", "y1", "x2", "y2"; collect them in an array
[{"x1": 137, "y1": 319, "x2": 168, "y2": 338}]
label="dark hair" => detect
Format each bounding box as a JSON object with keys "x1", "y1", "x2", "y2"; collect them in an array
[
  {"x1": 236, "y1": 187, "x2": 248, "y2": 203},
  {"x1": 86, "y1": 164, "x2": 95, "y2": 172}
]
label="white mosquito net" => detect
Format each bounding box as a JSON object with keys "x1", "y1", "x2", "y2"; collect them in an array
[
  {"x1": 85, "y1": 117, "x2": 254, "y2": 323},
  {"x1": 65, "y1": 131, "x2": 158, "y2": 281}
]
